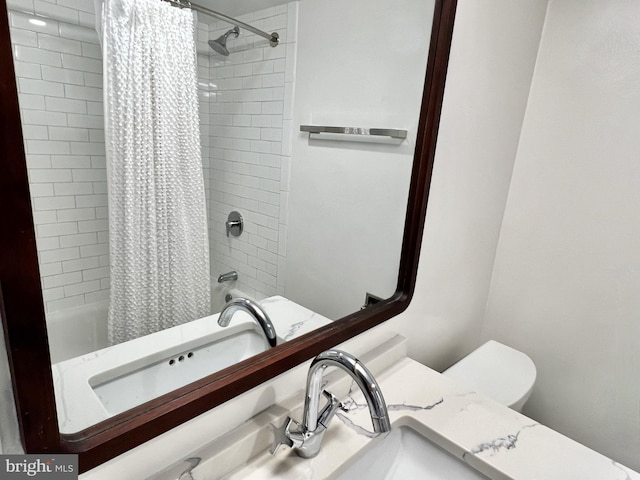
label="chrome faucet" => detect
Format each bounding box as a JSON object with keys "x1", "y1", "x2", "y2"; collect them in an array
[
  {"x1": 270, "y1": 350, "x2": 390, "y2": 458},
  {"x1": 218, "y1": 298, "x2": 277, "y2": 347}
]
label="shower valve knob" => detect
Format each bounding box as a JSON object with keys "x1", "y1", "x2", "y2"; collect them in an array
[{"x1": 226, "y1": 211, "x2": 243, "y2": 237}]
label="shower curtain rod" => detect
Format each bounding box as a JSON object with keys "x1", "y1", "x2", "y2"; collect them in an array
[{"x1": 163, "y1": 0, "x2": 280, "y2": 47}]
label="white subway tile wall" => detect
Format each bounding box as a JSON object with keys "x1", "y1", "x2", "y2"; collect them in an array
[
  {"x1": 9, "y1": 3, "x2": 108, "y2": 313},
  {"x1": 207, "y1": 3, "x2": 297, "y2": 300},
  {"x1": 9, "y1": 0, "x2": 297, "y2": 314}
]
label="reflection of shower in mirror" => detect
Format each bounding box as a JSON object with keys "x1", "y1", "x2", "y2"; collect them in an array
[
  {"x1": 209, "y1": 26, "x2": 240, "y2": 56},
  {"x1": 17, "y1": 0, "x2": 415, "y2": 363}
]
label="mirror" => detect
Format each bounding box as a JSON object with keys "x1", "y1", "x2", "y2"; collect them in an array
[
  {"x1": 9, "y1": 0, "x2": 434, "y2": 432},
  {"x1": 0, "y1": 0, "x2": 456, "y2": 471}
]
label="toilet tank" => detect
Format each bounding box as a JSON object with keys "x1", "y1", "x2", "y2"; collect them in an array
[{"x1": 442, "y1": 340, "x2": 537, "y2": 412}]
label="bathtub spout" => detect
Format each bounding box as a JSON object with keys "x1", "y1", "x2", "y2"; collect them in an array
[
  {"x1": 218, "y1": 298, "x2": 277, "y2": 347},
  {"x1": 218, "y1": 271, "x2": 238, "y2": 283}
]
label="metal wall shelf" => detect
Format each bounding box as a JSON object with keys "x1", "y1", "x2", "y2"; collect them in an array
[{"x1": 300, "y1": 125, "x2": 408, "y2": 141}]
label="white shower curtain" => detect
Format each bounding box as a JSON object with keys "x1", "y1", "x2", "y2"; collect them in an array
[{"x1": 103, "y1": 0, "x2": 210, "y2": 344}]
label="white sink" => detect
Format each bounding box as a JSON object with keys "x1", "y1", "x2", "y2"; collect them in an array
[
  {"x1": 90, "y1": 323, "x2": 271, "y2": 415},
  {"x1": 331, "y1": 424, "x2": 488, "y2": 480}
]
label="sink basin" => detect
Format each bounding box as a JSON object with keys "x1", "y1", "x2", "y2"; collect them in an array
[
  {"x1": 331, "y1": 423, "x2": 488, "y2": 480},
  {"x1": 90, "y1": 323, "x2": 270, "y2": 415}
]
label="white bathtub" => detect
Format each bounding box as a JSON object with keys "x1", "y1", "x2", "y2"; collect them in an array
[{"x1": 46, "y1": 283, "x2": 243, "y2": 364}]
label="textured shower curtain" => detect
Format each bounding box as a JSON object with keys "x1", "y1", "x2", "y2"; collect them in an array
[{"x1": 103, "y1": 0, "x2": 210, "y2": 344}]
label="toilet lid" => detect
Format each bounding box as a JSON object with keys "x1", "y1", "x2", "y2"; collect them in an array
[{"x1": 442, "y1": 340, "x2": 537, "y2": 407}]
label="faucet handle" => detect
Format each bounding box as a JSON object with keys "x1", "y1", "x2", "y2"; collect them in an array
[
  {"x1": 270, "y1": 417, "x2": 304, "y2": 455},
  {"x1": 317, "y1": 390, "x2": 347, "y2": 428}
]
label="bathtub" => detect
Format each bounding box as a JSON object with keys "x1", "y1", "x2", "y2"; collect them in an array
[{"x1": 46, "y1": 283, "x2": 244, "y2": 364}]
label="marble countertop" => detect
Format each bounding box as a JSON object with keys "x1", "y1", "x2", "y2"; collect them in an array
[
  {"x1": 149, "y1": 335, "x2": 640, "y2": 480},
  {"x1": 52, "y1": 296, "x2": 331, "y2": 434}
]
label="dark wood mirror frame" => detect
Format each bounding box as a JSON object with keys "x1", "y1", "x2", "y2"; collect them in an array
[{"x1": 0, "y1": 0, "x2": 457, "y2": 472}]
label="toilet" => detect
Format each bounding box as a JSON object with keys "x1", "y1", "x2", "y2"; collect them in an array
[{"x1": 442, "y1": 340, "x2": 536, "y2": 412}]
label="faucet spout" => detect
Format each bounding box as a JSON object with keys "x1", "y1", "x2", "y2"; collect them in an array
[
  {"x1": 217, "y1": 270, "x2": 238, "y2": 283},
  {"x1": 303, "y1": 350, "x2": 390, "y2": 433},
  {"x1": 218, "y1": 298, "x2": 277, "y2": 347},
  {"x1": 271, "y1": 349, "x2": 390, "y2": 458}
]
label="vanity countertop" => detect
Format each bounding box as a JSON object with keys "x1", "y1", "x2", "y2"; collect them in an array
[{"x1": 150, "y1": 336, "x2": 640, "y2": 480}]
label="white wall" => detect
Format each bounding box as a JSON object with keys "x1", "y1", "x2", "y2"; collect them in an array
[
  {"x1": 481, "y1": 0, "x2": 640, "y2": 471},
  {"x1": 387, "y1": 0, "x2": 548, "y2": 369},
  {"x1": 284, "y1": 0, "x2": 434, "y2": 319}
]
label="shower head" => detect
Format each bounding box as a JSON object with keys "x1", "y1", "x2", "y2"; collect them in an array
[{"x1": 209, "y1": 26, "x2": 240, "y2": 56}]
